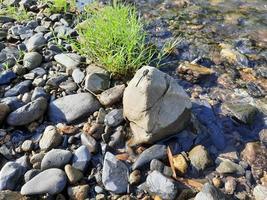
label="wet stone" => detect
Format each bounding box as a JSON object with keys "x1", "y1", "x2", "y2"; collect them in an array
[{"x1": 222, "y1": 102, "x2": 258, "y2": 124}]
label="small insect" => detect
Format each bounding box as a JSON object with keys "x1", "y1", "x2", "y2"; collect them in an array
[{"x1": 135, "y1": 69, "x2": 149, "y2": 87}]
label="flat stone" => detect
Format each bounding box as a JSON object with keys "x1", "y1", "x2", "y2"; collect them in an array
[
  {"x1": 23, "y1": 52, "x2": 42, "y2": 70},
  {"x1": 177, "y1": 61, "x2": 214, "y2": 83},
  {"x1": 72, "y1": 145, "x2": 91, "y2": 172},
  {"x1": 21, "y1": 168, "x2": 67, "y2": 195},
  {"x1": 7, "y1": 97, "x2": 47, "y2": 126},
  {"x1": 102, "y1": 152, "x2": 129, "y2": 194},
  {"x1": 123, "y1": 66, "x2": 191, "y2": 145},
  {"x1": 4, "y1": 80, "x2": 32, "y2": 97},
  {"x1": 25, "y1": 33, "x2": 46, "y2": 52},
  {"x1": 98, "y1": 84, "x2": 125, "y2": 106},
  {"x1": 48, "y1": 93, "x2": 100, "y2": 124},
  {"x1": 39, "y1": 125, "x2": 63, "y2": 151},
  {"x1": 145, "y1": 170, "x2": 178, "y2": 200},
  {"x1": 41, "y1": 149, "x2": 72, "y2": 170},
  {"x1": 54, "y1": 53, "x2": 81, "y2": 72},
  {"x1": 216, "y1": 160, "x2": 245, "y2": 175},
  {"x1": 188, "y1": 145, "x2": 211, "y2": 171},
  {"x1": 0, "y1": 70, "x2": 16, "y2": 85},
  {"x1": 132, "y1": 144, "x2": 167, "y2": 170}
]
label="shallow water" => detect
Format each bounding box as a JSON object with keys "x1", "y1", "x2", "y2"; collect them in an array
[{"x1": 126, "y1": 0, "x2": 267, "y2": 70}]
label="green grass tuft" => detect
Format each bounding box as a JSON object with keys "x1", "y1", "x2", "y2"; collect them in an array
[
  {"x1": 0, "y1": 5, "x2": 32, "y2": 22},
  {"x1": 74, "y1": 3, "x2": 159, "y2": 77}
]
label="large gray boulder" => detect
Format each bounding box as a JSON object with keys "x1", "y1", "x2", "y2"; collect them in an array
[
  {"x1": 48, "y1": 93, "x2": 100, "y2": 123},
  {"x1": 123, "y1": 66, "x2": 191, "y2": 145}
]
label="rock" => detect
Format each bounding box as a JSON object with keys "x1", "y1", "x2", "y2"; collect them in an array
[
  {"x1": 98, "y1": 84, "x2": 125, "y2": 106},
  {"x1": 21, "y1": 140, "x2": 33, "y2": 152},
  {"x1": 123, "y1": 66, "x2": 191, "y2": 145},
  {"x1": 54, "y1": 53, "x2": 81, "y2": 72},
  {"x1": 84, "y1": 65, "x2": 110, "y2": 93},
  {"x1": 222, "y1": 102, "x2": 258, "y2": 124},
  {"x1": 30, "y1": 152, "x2": 45, "y2": 169},
  {"x1": 81, "y1": 133, "x2": 98, "y2": 153},
  {"x1": 150, "y1": 159, "x2": 165, "y2": 172},
  {"x1": 104, "y1": 109, "x2": 124, "y2": 127},
  {"x1": 220, "y1": 44, "x2": 248, "y2": 67},
  {"x1": 102, "y1": 152, "x2": 129, "y2": 194},
  {"x1": 24, "y1": 169, "x2": 40, "y2": 182},
  {"x1": 4, "y1": 80, "x2": 32, "y2": 97},
  {"x1": 0, "y1": 97, "x2": 25, "y2": 111},
  {"x1": 72, "y1": 68, "x2": 85, "y2": 84},
  {"x1": 259, "y1": 129, "x2": 267, "y2": 146},
  {"x1": 188, "y1": 145, "x2": 211, "y2": 171},
  {"x1": 21, "y1": 168, "x2": 67, "y2": 195},
  {"x1": 177, "y1": 61, "x2": 214, "y2": 83},
  {"x1": 39, "y1": 125, "x2": 63, "y2": 151},
  {"x1": 64, "y1": 164, "x2": 83, "y2": 184},
  {"x1": 241, "y1": 142, "x2": 267, "y2": 180},
  {"x1": 41, "y1": 149, "x2": 72, "y2": 170},
  {"x1": 194, "y1": 183, "x2": 229, "y2": 200},
  {"x1": 7, "y1": 97, "x2": 47, "y2": 126},
  {"x1": 192, "y1": 99, "x2": 226, "y2": 150},
  {"x1": 145, "y1": 170, "x2": 178, "y2": 200},
  {"x1": 31, "y1": 87, "x2": 48, "y2": 101},
  {"x1": 72, "y1": 145, "x2": 91, "y2": 172},
  {"x1": 132, "y1": 144, "x2": 167, "y2": 170},
  {"x1": 23, "y1": 52, "x2": 42, "y2": 70},
  {"x1": 67, "y1": 185, "x2": 89, "y2": 200},
  {"x1": 212, "y1": 177, "x2": 222, "y2": 188},
  {"x1": 0, "y1": 162, "x2": 25, "y2": 190},
  {"x1": 253, "y1": 184, "x2": 267, "y2": 200},
  {"x1": 172, "y1": 154, "x2": 188, "y2": 175},
  {"x1": 48, "y1": 93, "x2": 100, "y2": 124},
  {"x1": 25, "y1": 33, "x2": 46, "y2": 52},
  {"x1": 0, "y1": 70, "x2": 16, "y2": 85},
  {"x1": 0, "y1": 190, "x2": 26, "y2": 200},
  {"x1": 225, "y1": 177, "x2": 236, "y2": 194},
  {"x1": 0, "y1": 103, "x2": 9, "y2": 124},
  {"x1": 216, "y1": 160, "x2": 245, "y2": 175},
  {"x1": 129, "y1": 170, "x2": 141, "y2": 185}
]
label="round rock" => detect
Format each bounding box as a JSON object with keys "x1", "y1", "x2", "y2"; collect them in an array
[{"x1": 41, "y1": 149, "x2": 72, "y2": 170}]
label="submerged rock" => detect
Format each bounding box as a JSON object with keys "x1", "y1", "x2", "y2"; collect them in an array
[{"x1": 123, "y1": 66, "x2": 191, "y2": 145}]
